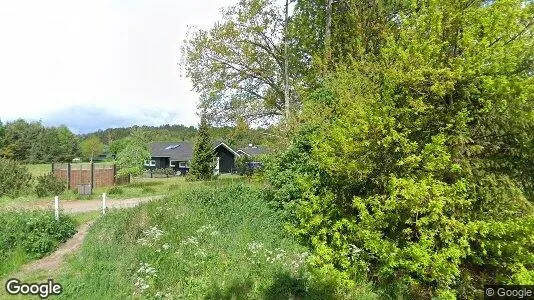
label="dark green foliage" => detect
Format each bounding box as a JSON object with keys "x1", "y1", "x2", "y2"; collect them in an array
[
  {"x1": 107, "y1": 186, "x2": 124, "y2": 195},
  {"x1": 235, "y1": 155, "x2": 253, "y2": 177},
  {"x1": 35, "y1": 173, "x2": 66, "y2": 197},
  {"x1": 0, "y1": 119, "x2": 79, "y2": 163},
  {"x1": 0, "y1": 210, "x2": 77, "y2": 276},
  {"x1": 189, "y1": 115, "x2": 215, "y2": 180},
  {"x1": 127, "y1": 181, "x2": 164, "y2": 188},
  {"x1": 151, "y1": 168, "x2": 175, "y2": 178},
  {"x1": 0, "y1": 158, "x2": 32, "y2": 197}
]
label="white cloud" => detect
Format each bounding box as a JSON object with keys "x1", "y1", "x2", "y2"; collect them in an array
[{"x1": 0, "y1": 0, "x2": 237, "y2": 132}]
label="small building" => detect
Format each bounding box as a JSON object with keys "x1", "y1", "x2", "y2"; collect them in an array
[{"x1": 146, "y1": 141, "x2": 240, "y2": 175}]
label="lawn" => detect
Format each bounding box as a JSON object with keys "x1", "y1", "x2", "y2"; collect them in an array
[
  {"x1": 54, "y1": 184, "x2": 377, "y2": 299},
  {"x1": 24, "y1": 163, "x2": 52, "y2": 177}
]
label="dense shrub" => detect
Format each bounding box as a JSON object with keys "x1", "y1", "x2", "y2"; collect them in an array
[
  {"x1": 107, "y1": 186, "x2": 124, "y2": 195},
  {"x1": 152, "y1": 168, "x2": 175, "y2": 177},
  {"x1": 0, "y1": 210, "x2": 77, "y2": 275},
  {"x1": 0, "y1": 158, "x2": 32, "y2": 197},
  {"x1": 266, "y1": 1, "x2": 534, "y2": 297},
  {"x1": 35, "y1": 173, "x2": 66, "y2": 197},
  {"x1": 235, "y1": 155, "x2": 253, "y2": 177}
]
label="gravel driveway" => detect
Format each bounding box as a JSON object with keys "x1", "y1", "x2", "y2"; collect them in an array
[{"x1": 10, "y1": 195, "x2": 165, "y2": 214}]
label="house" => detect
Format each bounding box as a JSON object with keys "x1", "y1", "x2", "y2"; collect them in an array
[{"x1": 146, "y1": 141, "x2": 241, "y2": 175}]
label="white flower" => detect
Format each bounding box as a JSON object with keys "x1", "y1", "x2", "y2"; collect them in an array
[{"x1": 180, "y1": 236, "x2": 199, "y2": 246}]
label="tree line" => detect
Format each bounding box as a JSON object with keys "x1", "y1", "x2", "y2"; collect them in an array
[
  {"x1": 0, "y1": 119, "x2": 271, "y2": 163},
  {"x1": 0, "y1": 119, "x2": 79, "y2": 163}
]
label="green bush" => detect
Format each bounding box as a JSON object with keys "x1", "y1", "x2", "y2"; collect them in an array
[
  {"x1": 35, "y1": 173, "x2": 66, "y2": 197},
  {"x1": 0, "y1": 158, "x2": 32, "y2": 197},
  {"x1": 235, "y1": 155, "x2": 253, "y2": 177},
  {"x1": 107, "y1": 186, "x2": 124, "y2": 195},
  {"x1": 128, "y1": 181, "x2": 163, "y2": 188},
  {"x1": 0, "y1": 210, "x2": 77, "y2": 276},
  {"x1": 152, "y1": 168, "x2": 175, "y2": 177}
]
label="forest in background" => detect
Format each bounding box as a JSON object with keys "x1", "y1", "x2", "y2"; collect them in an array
[{"x1": 0, "y1": 118, "x2": 270, "y2": 163}]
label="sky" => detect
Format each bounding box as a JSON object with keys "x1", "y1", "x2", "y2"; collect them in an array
[{"x1": 0, "y1": 0, "x2": 239, "y2": 133}]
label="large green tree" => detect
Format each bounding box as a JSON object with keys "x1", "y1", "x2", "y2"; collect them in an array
[
  {"x1": 183, "y1": 0, "x2": 304, "y2": 125},
  {"x1": 115, "y1": 128, "x2": 151, "y2": 179},
  {"x1": 189, "y1": 115, "x2": 215, "y2": 180},
  {"x1": 267, "y1": 0, "x2": 534, "y2": 298},
  {"x1": 81, "y1": 136, "x2": 104, "y2": 163}
]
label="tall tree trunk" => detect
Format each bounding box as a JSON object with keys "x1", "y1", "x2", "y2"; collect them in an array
[
  {"x1": 325, "y1": 0, "x2": 333, "y2": 66},
  {"x1": 284, "y1": 0, "x2": 290, "y2": 123}
]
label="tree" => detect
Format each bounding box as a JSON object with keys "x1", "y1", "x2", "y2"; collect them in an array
[
  {"x1": 54, "y1": 126, "x2": 79, "y2": 162},
  {"x1": 0, "y1": 158, "x2": 32, "y2": 197},
  {"x1": 0, "y1": 120, "x2": 4, "y2": 150},
  {"x1": 1, "y1": 119, "x2": 42, "y2": 161},
  {"x1": 267, "y1": 0, "x2": 534, "y2": 298},
  {"x1": 182, "y1": 0, "x2": 301, "y2": 125},
  {"x1": 81, "y1": 136, "x2": 104, "y2": 162},
  {"x1": 189, "y1": 115, "x2": 215, "y2": 180},
  {"x1": 116, "y1": 143, "x2": 150, "y2": 180},
  {"x1": 115, "y1": 128, "x2": 151, "y2": 180},
  {"x1": 109, "y1": 138, "x2": 132, "y2": 157},
  {"x1": 227, "y1": 117, "x2": 251, "y2": 148}
]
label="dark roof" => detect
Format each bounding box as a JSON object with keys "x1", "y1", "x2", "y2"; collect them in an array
[
  {"x1": 149, "y1": 141, "x2": 240, "y2": 161},
  {"x1": 150, "y1": 141, "x2": 193, "y2": 161},
  {"x1": 237, "y1": 146, "x2": 269, "y2": 157}
]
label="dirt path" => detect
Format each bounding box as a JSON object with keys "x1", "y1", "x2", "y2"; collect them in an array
[
  {"x1": 10, "y1": 195, "x2": 164, "y2": 214},
  {"x1": 11, "y1": 221, "x2": 95, "y2": 279},
  {"x1": 4, "y1": 196, "x2": 165, "y2": 282}
]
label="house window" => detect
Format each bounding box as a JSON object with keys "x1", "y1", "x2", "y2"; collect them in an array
[
  {"x1": 179, "y1": 162, "x2": 187, "y2": 168},
  {"x1": 144, "y1": 160, "x2": 156, "y2": 167},
  {"x1": 170, "y1": 160, "x2": 177, "y2": 167}
]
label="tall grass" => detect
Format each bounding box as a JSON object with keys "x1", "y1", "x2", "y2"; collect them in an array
[{"x1": 56, "y1": 184, "x2": 376, "y2": 299}]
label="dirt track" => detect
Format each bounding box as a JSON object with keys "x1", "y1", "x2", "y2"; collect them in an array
[
  {"x1": 3, "y1": 195, "x2": 165, "y2": 282},
  {"x1": 9, "y1": 195, "x2": 164, "y2": 214}
]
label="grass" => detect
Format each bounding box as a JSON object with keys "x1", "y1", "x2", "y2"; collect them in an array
[
  {"x1": 25, "y1": 163, "x2": 53, "y2": 177},
  {"x1": 54, "y1": 184, "x2": 376, "y2": 299},
  {"x1": 0, "y1": 172, "x2": 250, "y2": 208}
]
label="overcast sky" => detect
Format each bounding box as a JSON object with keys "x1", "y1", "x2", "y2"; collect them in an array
[{"x1": 0, "y1": 0, "x2": 239, "y2": 133}]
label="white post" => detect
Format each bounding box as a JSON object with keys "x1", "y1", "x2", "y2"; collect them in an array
[
  {"x1": 102, "y1": 193, "x2": 107, "y2": 215},
  {"x1": 54, "y1": 196, "x2": 59, "y2": 221}
]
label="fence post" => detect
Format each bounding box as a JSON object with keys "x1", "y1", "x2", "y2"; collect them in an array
[
  {"x1": 91, "y1": 162, "x2": 95, "y2": 191},
  {"x1": 113, "y1": 164, "x2": 117, "y2": 185},
  {"x1": 67, "y1": 163, "x2": 71, "y2": 190},
  {"x1": 102, "y1": 193, "x2": 107, "y2": 215},
  {"x1": 54, "y1": 196, "x2": 59, "y2": 221}
]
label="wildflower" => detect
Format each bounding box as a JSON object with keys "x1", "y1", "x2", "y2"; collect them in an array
[
  {"x1": 180, "y1": 236, "x2": 199, "y2": 246},
  {"x1": 247, "y1": 242, "x2": 264, "y2": 254}
]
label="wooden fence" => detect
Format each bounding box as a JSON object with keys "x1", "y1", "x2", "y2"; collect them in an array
[{"x1": 52, "y1": 163, "x2": 129, "y2": 189}]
